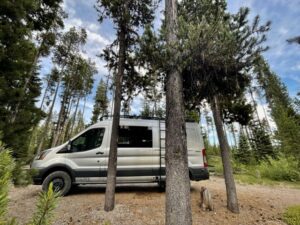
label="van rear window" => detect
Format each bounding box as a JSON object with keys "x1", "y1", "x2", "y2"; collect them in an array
[{"x1": 118, "y1": 126, "x2": 152, "y2": 148}]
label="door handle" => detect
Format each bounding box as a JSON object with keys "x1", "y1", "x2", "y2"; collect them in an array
[{"x1": 96, "y1": 151, "x2": 104, "y2": 155}]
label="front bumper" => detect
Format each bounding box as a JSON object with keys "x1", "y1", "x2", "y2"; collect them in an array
[{"x1": 31, "y1": 161, "x2": 46, "y2": 185}]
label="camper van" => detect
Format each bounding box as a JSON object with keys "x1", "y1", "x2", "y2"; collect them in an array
[{"x1": 31, "y1": 117, "x2": 209, "y2": 195}]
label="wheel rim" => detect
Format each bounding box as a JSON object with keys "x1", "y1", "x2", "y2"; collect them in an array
[{"x1": 52, "y1": 178, "x2": 64, "y2": 192}]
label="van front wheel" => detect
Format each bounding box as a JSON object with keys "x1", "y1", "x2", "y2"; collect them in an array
[{"x1": 42, "y1": 171, "x2": 72, "y2": 196}]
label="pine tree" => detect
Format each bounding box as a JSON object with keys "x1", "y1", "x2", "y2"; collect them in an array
[
  {"x1": 176, "y1": 0, "x2": 270, "y2": 213},
  {"x1": 95, "y1": 0, "x2": 157, "y2": 211},
  {"x1": 234, "y1": 130, "x2": 252, "y2": 164},
  {"x1": 37, "y1": 68, "x2": 61, "y2": 154},
  {"x1": 140, "y1": 101, "x2": 152, "y2": 117},
  {"x1": 73, "y1": 111, "x2": 86, "y2": 136},
  {"x1": 164, "y1": 0, "x2": 193, "y2": 224},
  {"x1": 294, "y1": 92, "x2": 300, "y2": 114},
  {"x1": 91, "y1": 79, "x2": 108, "y2": 123},
  {"x1": 0, "y1": 140, "x2": 15, "y2": 224},
  {"x1": 11, "y1": 0, "x2": 66, "y2": 122},
  {"x1": 254, "y1": 57, "x2": 300, "y2": 166},
  {"x1": 28, "y1": 183, "x2": 60, "y2": 225},
  {"x1": 249, "y1": 122, "x2": 276, "y2": 163},
  {"x1": 50, "y1": 28, "x2": 91, "y2": 147},
  {"x1": 0, "y1": 0, "x2": 44, "y2": 160}
]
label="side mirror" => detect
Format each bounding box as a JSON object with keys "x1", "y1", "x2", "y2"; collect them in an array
[{"x1": 67, "y1": 141, "x2": 71, "y2": 151}]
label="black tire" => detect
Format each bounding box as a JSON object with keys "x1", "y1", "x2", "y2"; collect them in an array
[
  {"x1": 158, "y1": 180, "x2": 166, "y2": 191},
  {"x1": 42, "y1": 171, "x2": 72, "y2": 196}
]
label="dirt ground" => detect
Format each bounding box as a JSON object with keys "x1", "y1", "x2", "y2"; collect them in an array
[{"x1": 8, "y1": 176, "x2": 300, "y2": 225}]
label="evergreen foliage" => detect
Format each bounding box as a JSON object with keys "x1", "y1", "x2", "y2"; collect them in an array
[
  {"x1": 0, "y1": 0, "x2": 65, "y2": 177},
  {"x1": 255, "y1": 57, "x2": 300, "y2": 166},
  {"x1": 234, "y1": 131, "x2": 252, "y2": 164},
  {"x1": 140, "y1": 100, "x2": 165, "y2": 118},
  {"x1": 0, "y1": 141, "x2": 15, "y2": 224},
  {"x1": 28, "y1": 183, "x2": 59, "y2": 225},
  {"x1": 140, "y1": 101, "x2": 152, "y2": 118},
  {"x1": 95, "y1": 0, "x2": 158, "y2": 211},
  {"x1": 0, "y1": 0, "x2": 44, "y2": 158},
  {"x1": 91, "y1": 79, "x2": 108, "y2": 123},
  {"x1": 0, "y1": 140, "x2": 59, "y2": 225},
  {"x1": 249, "y1": 122, "x2": 276, "y2": 163},
  {"x1": 51, "y1": 27, "x2": 96, "y2": 147},
  {"x1": 96, "y1": 0, "x2": 159, "y2": 104}
]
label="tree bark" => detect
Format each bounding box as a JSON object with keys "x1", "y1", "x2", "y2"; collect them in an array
[
  {"x1": 211, "y1": 95, "x2": 239, "y2": 213},
  {"x1": 230, "y1": 123, "x2": 238, "y2": 148},
  {"x1": 37, "y1": 79, "x2": 61, "y2": 154},
  {"x1": 165, "y1": 1, "x2": 192, "y2": 225},
  {"x1": 51, "y1": 83, "x2": 71, "y2": 147},
  {"x1": 249, "y1": 87, "x2": 262, "y2": 127},
  {"x1": 69, "y1": 96, "x2": 81, "y2": 139},
  {"x1": 39, "y1": 78, "x2": 51, "y2": 110},
  {"x1": 104, "y1": 22, "x2": 127, "y2": 212},
  {"x1": 59, "y1": 96, "x2": 74, "y2": 144}
]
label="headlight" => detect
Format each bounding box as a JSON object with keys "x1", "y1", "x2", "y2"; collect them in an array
[{"x1": 36, "y1": 150, "x2": 50, "y2": 160}]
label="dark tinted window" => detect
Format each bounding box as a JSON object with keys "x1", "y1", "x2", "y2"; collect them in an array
[
  {"x1": 118, "y1": 126, "x2": 152, "y2": 148},
  {"x1": 71, "y1": 128, "x2": 105, "y2": 152}
]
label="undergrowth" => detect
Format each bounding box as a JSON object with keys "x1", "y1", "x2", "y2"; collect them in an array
[
  {"x1": 208, "y1": 155, "x2": 300, "y2": 187},
  {"x1": 283, "y1": 205, "x2": 300, "y2": 225}
]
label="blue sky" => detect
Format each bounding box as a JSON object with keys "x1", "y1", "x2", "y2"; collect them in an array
[{"x1": 39, "y1": 0, "x2": 300, "y2": 123}]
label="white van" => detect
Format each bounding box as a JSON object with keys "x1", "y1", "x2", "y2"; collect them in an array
[{"x1": 31, "y1": 117, "x2": 209, "y2": 195}]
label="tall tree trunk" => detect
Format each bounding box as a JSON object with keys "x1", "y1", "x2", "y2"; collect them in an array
[
  {"x1": 205, "y1": 116, "x2": 211, "y2": 145},
  {"x1": 165, "y1": 0, "x2": 192, "y2": 225},
  {"x1": 40, "y1": 78, "x2": 51, "y2": 110},
  {"x1": 230, "y1": 123, "x2": 238, "y2": 148},
  {"x1": 59, "y1": 96, "x2": 74, "y2": 144},
  {"x1": 211, "y1": 95, "x2": 239, "y2": 213},
  {"x1": 104, "y1": 23, "x2": 127, "y2": 212},
  {"x1": 37, "y1": 79, "x2": 61, "y2": 153},
  {"x1": 259, "y1": 96, "x2": 273, "y2": 135},
  {"x1": 249, "y1": 87, "x2": 262, "y2": 127},
  {"x1": 69, "y1": 96, "x2": 81, "y2": 138},
  {"x1": 51, "y1": 85, "x2": 70, "y2": 147},
  {"x1": 82, "y1": 96, "x2": 87, "y2": 118}
]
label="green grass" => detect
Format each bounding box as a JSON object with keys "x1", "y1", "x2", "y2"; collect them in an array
[
  {"x1": 283, "y1": 205, "x2": 300, "y2": 225},
  {"x1": 234, "y1": 174, "x2": 300, "y2": 188},
  {"x1": 208, "y1": 155, "x2": 300, "y2": 188}
]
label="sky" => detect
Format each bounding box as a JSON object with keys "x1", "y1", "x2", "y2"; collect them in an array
[{"x1": 39, "y1": 0, "x2": 300, "y2": 124}]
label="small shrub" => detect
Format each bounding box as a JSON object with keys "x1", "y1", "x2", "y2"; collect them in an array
[
  {"x1": 283, "y1": 205, "x2": 300, "y2": 225},
  {"x1": 28, "y1": 183, "x2": 60, "y2": 225},
  {"x1": 208, "y1": 156, "x2": 223, "y2": 175},
  {"x1": 258, "y1": 158, "x2": 300, "y2": 182},
  {"x1": 0, "y1": 143, "x2": 15, "y2": 222},
  {"x1": 12, "y1": 161, "x2": 36, "y2": 186}
]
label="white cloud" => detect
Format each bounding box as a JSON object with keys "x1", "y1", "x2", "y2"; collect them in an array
[{"x1": 86, "y1": 29, "x2": 110, "y2": 46}]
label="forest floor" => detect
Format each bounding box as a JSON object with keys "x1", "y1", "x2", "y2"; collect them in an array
[{"x1": 8, "y1": 176, "x2": 300, "y2": 225}]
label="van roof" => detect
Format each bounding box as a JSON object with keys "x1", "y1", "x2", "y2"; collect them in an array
[
  {"x1": 91, "y1": 117, "x2": 199, "y2": 128},
  {"x1": 99, "y1": 115, "x2": 198, "y2": 123}
]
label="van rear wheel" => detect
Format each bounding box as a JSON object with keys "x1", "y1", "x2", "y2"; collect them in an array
[
  {"x1": 42, "y1": 171, "x2": 72, "y2": 196},
  {"x1": 158, "y1": 180, "x2": 166, "y2": 191}
]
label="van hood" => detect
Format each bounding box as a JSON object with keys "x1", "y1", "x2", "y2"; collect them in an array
[{"x1": 45, "y1": 143, "x2": 67, "y2": 153}]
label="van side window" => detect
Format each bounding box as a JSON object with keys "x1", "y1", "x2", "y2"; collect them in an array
[
  {"x1": 71, "y1": 128, "x2": 105, "y2": 152},
  {"x1": 118, "y1": 126, "x2": 152, "y2": 148}
]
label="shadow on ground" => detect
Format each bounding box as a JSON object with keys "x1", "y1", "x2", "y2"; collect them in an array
[{"x1": 68, "y1": 183, "x2": 164, "y2": 195}]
